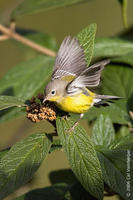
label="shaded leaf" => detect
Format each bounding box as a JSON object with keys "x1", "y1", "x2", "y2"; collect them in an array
[
  {"x1": 109, "y1": 125, "x2": 133, "y2": 150},
  {"x1": 13, "y1": 181, "x2": 102, "y2": 200},
  {"x1": 86, "y1": 64, "x2": 133, "y2": 124},
  {"x1": 102, "y1": 65, "x2": 133, "y2": 98},
  {"x1": 116, "y1": 125, "x2": 131, "y2": 138},
  {"x1": 0, "y1": 107, "x2": 25, "y2": 123},
  {"x1": 94, "y1": 37, "x2": 133, "y2": 58},
  {"x1": 77, "y1": 23, "x2": 97, "y2": 65},
  {"x1": 25, "y1": 31, "x2": 58, "y2": 51},
  {"x1": 0, "y1": 148, "x2": 9, "y2": 160},
  {"x1": 12, "y1": 30, "x2": 57, "y2": 61},
  {"x1": 109, "y1": 149, "x2": 133, "y2": 178},
  {"x1": 13, "y1": 183, "x2": 71, "y2": 200},
  {"x1": 0, "y1": 55, "x2": 54, "y2": 122},
  {"x1": 0, "y1": 55, "x2": 54, "y2": 99},
  {"x1": 0, "y1": 30, "x2": 57, "y2": 122},
  {"x1": 85, "y1": 101, "x2": 128, "y2": 124},
  {"x1": 49, "y1": 139, "x2": 62, "y2": 153},
  {"x1": 102, "y1": 64, "x2": 133, "y2": 118},
  {"x1": 110, "y1": 133, "x2": 133, "y2": 150},
  {"x1": 14, "y1": 196, "x2": 25, "y2": 200},
  {"x1": 49, "y1": 169, "x2": 77, "y2": 185},
  {"x1": 97, "y1": 149, "x2": 133, "y2": 199},
  {"x1": 56, "y1": 117, "x2": 104, "y2": 200},
  {"x1": 99, "y1": 149, "x2": 133, "y2": 197},
  {"x1": 112, "y1": 54, "x2": 133, "y2": 66},
  {"x1": 0, "y1": 95, "x2": 26, "y2": 111},
  {"x1": 91, "y1": 114, "x2": 115, "y2": 148},
  {"x1": 12, "y1": 0, "x2": 90, "y2": 18},
  {"x1": 0, "y1": 133, "x2": 52, "y2": 199}
]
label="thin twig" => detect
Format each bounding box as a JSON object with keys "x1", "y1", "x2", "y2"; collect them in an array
[
  {"x1": 0, "y1": 24, "x2": 56, "y2": 57},
  {"x1": 10, "y1": 20, "x2": 16, "y2": 31},
  {"x1": 0, "y1": 35, "x2": 9, "y2": 41},
  {"x1": 129, "y1": 111, "x2": 133, "y2": 121},
  {"x1": 128, "y1": 111, "x2": 133, "y2": 132}
]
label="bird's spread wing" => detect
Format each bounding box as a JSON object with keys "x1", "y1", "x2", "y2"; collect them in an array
[
  {"x1": 67, "y1": 59, "x2": 110, "y2": 94},
  {"x1": 52, "y1": 36, "x2": 87, "y2": 80}
]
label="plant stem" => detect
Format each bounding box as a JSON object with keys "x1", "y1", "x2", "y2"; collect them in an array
[
  {"x1": 122, "y1": 0, "x2": 128, "y2": 28},
  {"x1": 0, "y1": 35, "x2": 9, "y2": 41},
  {"x1": 129, "y1": 111, "x2": 133, "y2": 121},
  {"x1": 0, "y1": 24, "x2": 56, "y2": 57}
]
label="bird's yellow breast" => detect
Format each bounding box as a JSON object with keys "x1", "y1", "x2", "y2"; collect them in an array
[{"x1": 55, "y1": 90, "x2": 95, "y2": 114}]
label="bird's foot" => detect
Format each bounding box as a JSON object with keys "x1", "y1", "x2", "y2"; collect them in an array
[{"x1": 62, "y1": 115, "x2": 68, "y2": 120}]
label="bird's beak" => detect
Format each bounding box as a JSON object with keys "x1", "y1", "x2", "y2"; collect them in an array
[{"x1": 43, "y1": 96, "x2": 48, "y2": 104}]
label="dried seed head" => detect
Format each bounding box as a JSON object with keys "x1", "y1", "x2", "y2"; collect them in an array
[
  {"x1": 30, "y1": 97, "x2": 36, "y2": 104},
  {"x1": 37, "y1": 93, "x2": 44, "y2": 102},
  {"x1": 26, "y1": 93, "x2": 57, "y2": 123}
]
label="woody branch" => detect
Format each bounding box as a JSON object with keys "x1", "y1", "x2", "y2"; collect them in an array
[{"x1": 0, "y1": 22, "x2": 56, "y2": 57}]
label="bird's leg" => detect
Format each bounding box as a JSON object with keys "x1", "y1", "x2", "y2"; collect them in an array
[
  {"x1": 68, "y1": 113, "x2": 84, "y2": 132},
  {"x1": 62, "y1": 115, "x2": 68, "y2": 120}
]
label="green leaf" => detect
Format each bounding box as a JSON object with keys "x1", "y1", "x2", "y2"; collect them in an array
[
  {"x1": 91, "y1": 114, "x2": 115, "y2": 148},
  {"x1": 102, "y1": 65, "x2": 133, "y2": 98},
  {"x1": 13, "y1": 196, "x2": 25, "y2": 200},
  {"x1": 49, "y1": 139, "x2": 62, "y2": 153},
  {"x1": 25, "y1": 31, "x2": 57, "y2": 51},
  {"x1": 118, "y1": 0, "x2": 128, "y2": 28},
  {"x1": 0, "y1": 55, "x2": 54, "y2": 122},
  {"x1": 0, "y1": 95, "x2": 26, "y2": 111},
  {"x1": 12, "y1": 30, "x2": 57, "y2": 61},
  {"x1": 0, "y1": 149, "x2": 9, "y2": 160},
  {"x1": 0, "y1": 107, "x2": 25, "y2": 123},
  {"x1": 116, "y1": 125, "x2": 131, "y2": 138},
  {"x1": 86, "y1": 64, "x2": 133, "y2": 124},
  {"x1": 0, "y1": 55, "x2": 54, "y2": 99},
  {"x1": 77, "y1": 23, "x2": 97, "y2": 65},
  {"x1": 94, "y1": 37, "x2": 133, "y2": 58},
  {"x1": 13, "y1": 183, "x2": 71, "y2": 200},
  {"x1": 110, "y1": 125, "x2": 133, "y2": 150},
  {"x1": 0, "y1": 133, "x2": 52, "y2": 199},
  {"x1": 85, "y1": 101, "x2": 128, "y2": 124},
  {"x1": 110, "y1": 133, "x2": 133, "y2": 150},
  {"x1": 13, "y1": 182, "x2": 103, "y2": 200},
  {"x1": 102, "y1": 64, "x2": 133, "y2": 117},
  {"x1": 97, "y1": 149, "x2": 133, "y2": 200},
  {"x1": 99, "y1": 149, "x2": 128, "y2": 176},
  {"x1": 99, "y1": 149, "x2": 133, "y2": 197},
  {"x1": 56, "y1": 117, "x2": 104, "y2": 200},
  {"x1": 12, "y1": 0, "x2": 90, "y2": 18},
  {"x1": 0, "y1": 31, "x2": 57, "y2": 122},
  {"x1": 112, "y1": 54, "x2": 133, "y2": 66}
]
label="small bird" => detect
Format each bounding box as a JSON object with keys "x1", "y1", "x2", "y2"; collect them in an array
[{"x1": 43, "y1": 36, "x2": 120, "y2": 129}]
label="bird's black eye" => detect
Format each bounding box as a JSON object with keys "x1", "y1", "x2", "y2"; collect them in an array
[{"x1": 51, "y1": 90, "x2": 56, "y2": 95}]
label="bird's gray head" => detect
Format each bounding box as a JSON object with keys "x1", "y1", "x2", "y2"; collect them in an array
[{"x1": 43, "y1": 79, "x2": 68, "y2": 103}]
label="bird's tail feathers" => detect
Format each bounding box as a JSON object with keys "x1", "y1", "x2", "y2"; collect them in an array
[{"x1": 94, "y1": 94, "x2": 122, "y2": 105}]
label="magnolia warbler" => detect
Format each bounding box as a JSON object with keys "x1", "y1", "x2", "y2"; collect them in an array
[{"x1": 43, "y1": 36, "x2": 120, "y2": 128}]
